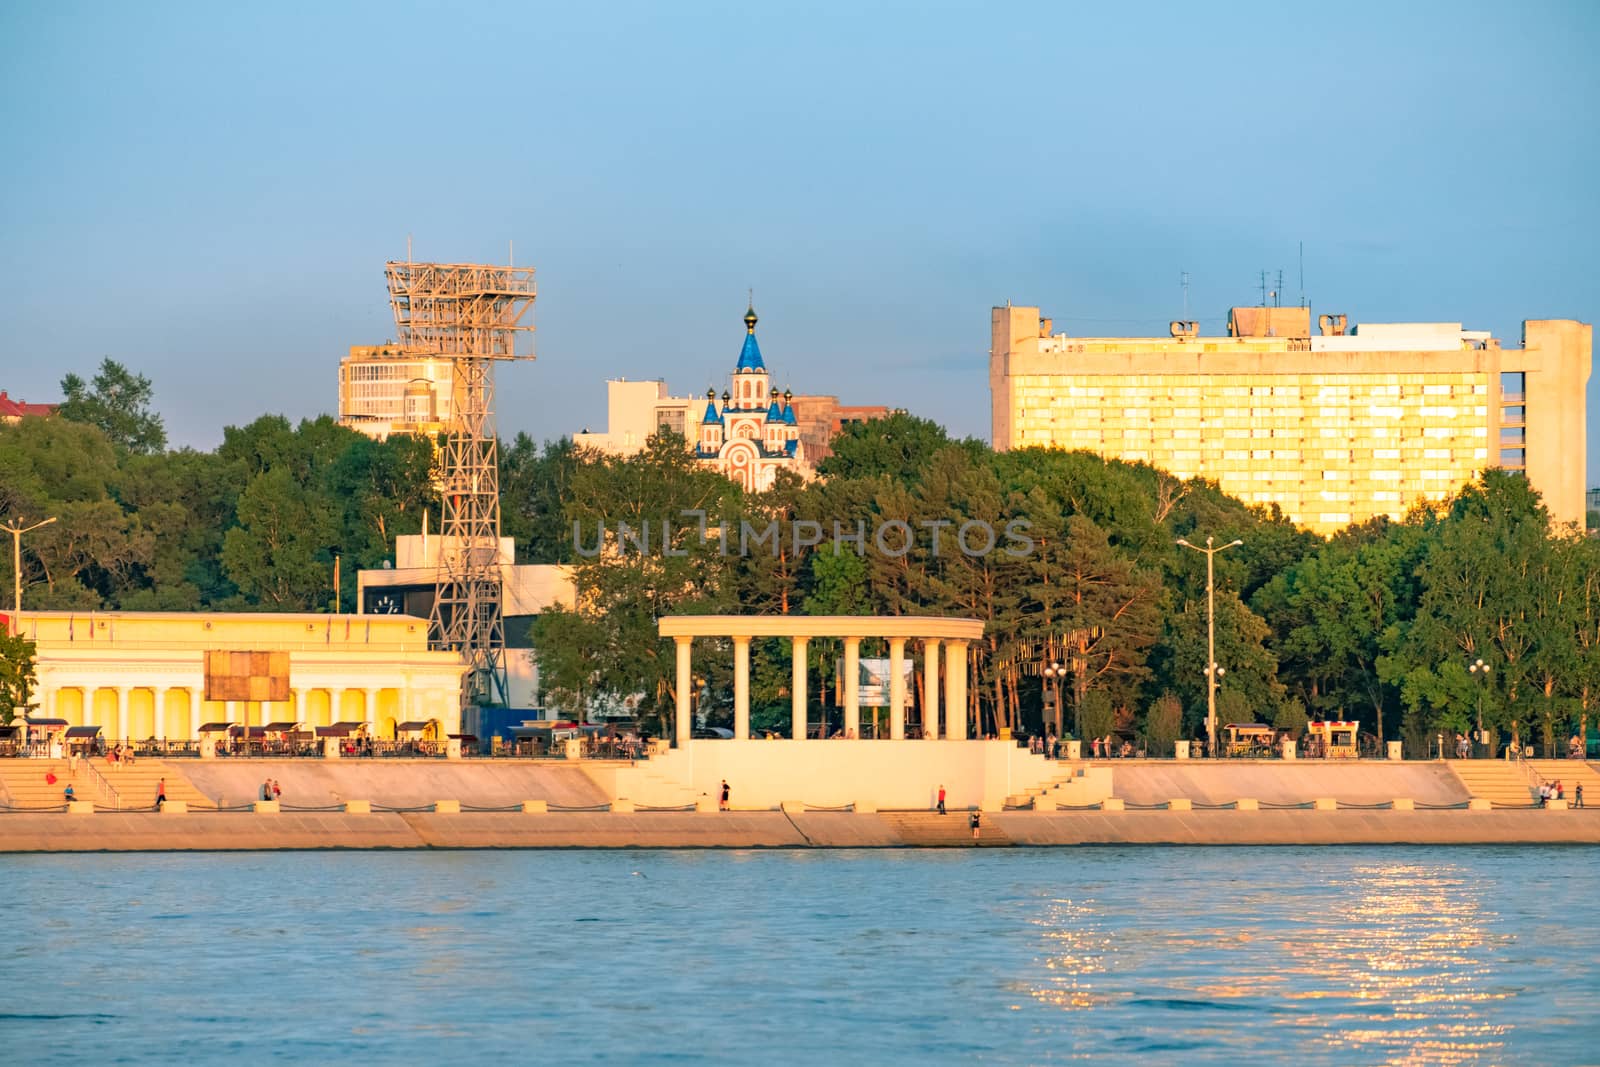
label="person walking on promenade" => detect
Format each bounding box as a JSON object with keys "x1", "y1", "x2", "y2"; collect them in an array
[
  {"x1": 260, "y1": 779, "x2": 273, "y2": 802},
  {"x1": 969, "y1": 810, "x2": 981, "y2": 841},
  {"x1": 937, "y1": 784, "x2": 946, "y2": 815},
  {"x1": 1575, "y1": 783, "x2": 1584, "y2": 809},
  {"x1": 719, "y1": 779, "x2": 730, "y2": 812},
  {"x1": 155, "y1": 778, "x2": 166, "y2": 811},
  {"x1": 272, "y1": 779, "x2": 282, "y2": 801}
]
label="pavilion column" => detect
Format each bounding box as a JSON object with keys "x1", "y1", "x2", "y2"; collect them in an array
[
  {"x1": 156, "y1": 687, "x2": 170, "y2": 739},
  {"x1": 791, "y1": 637, "x2": 809, "y2": 741},
  {"x1": 733, "y1": 635, "x2": 751, "y2": 740},
  {"x1": 922, "y1": 639, "x2": 941, "y2": 740},
  {"x1": 674, "y1": 636, "x2": 693, "y2": 746},
  {"x1": 294, "y1": 688, "x2": 308, "y2": 726},
  {"x1": 843, "y1": 636, "x2": 861, "y2": 738},
  {"x1": 945, "y1": 640, "x2": 969, "y2": 740},
  {"x1": 189, "y1": 690, "x2": 201, "y2": 739},
  {"x1": 358, "y1": 689, "x2": 374, "y2": 729},
  {"x1": 116, "y1": 687, "x2": 130, "y2": 742},
  {"x1": 888, "y1": 638, "x2": 907, "y2": 740}
]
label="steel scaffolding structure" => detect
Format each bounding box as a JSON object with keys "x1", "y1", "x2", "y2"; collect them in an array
[{"x1": 384, "y1": 260, "x2": 536, "y2": 706}]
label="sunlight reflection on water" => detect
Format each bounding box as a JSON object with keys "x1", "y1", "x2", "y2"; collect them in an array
[{"x1": 1, "y1": 846, "x2": 1594, "y2": 1065}]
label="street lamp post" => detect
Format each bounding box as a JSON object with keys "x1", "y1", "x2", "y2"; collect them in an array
[
  {"x1": 1468, "y1": 658, "x2": 1491, "y2": 758},
  {"x1": 3, "y1": 516, "x2": 57, "y2": 613},
  {"x1": 1042, "y1": 660, "x2": 1064, "y2": 740},
  {"x1": 1176, "y1": 535, "x2": 1243, "y2": 759},
  {"x1": 3, "y1": 515, "x2": 56, "y2": 750}
]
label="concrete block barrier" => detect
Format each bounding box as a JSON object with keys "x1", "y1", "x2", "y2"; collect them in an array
[
  {"x1": 433, "y1": 800, "x2": 461, "y2": 813},
  {"x1": 780, "y1": 800, "x2": 804, "y2": 814},
  {"x1": 1468, "y1": 798, "x2": 1492, "y2": 811},
  {"x1": 854, "y1": 800, "x2": 877, "y2": 814},
  {"x1": 1392, "y1": 798, "x2": 1415, "y2": 811},
  {"x1": 521, "y1": 800, "x2": 548, "y2": 814},
  {"x1": 253, "y1": 800, "x2": 280, "y2": 813},
  {"x1": 1101, "y1": 798, "x2": 1125, "y2": 811},
  {"x1": 1235, "y1": 798, "x2": 1259, "y2": 811},
  {"x1": 67, "y1": 801, "x2": 95, "y2": 815},
  {"x1": 1314, "y1": 797, "x2": 1337, "y2": 811},
  {"x1": 1547, "y1": 798, "x2": 1569, "y2": 810},
  {"x1": 159, "y1": 801, "x2": 188, "y2": 814},
  {"x1": 1035, "y1": 798, "x2": 1058, "y2": 813},
  {"x1": 1168, "y1": 798, "x2": 1192, "y2": 811},
  {"x1": 696, "y1": 796, "x2": 718, "y2": 813},
  {"x1": 344, "y1": 800, "x2": 371, "y2": 814},
  {"x1": 611, "y1": 798, "x2": 635, "y2": 813}
]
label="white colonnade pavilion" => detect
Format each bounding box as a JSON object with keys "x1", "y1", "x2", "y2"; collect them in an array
[{"x1": 658, "y1": 615, "x2": 986, "y2": 746}]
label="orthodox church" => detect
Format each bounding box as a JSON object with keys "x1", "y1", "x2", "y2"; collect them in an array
[{"x1": 695, "y1": 305, "x2": 805, "y2": 492}]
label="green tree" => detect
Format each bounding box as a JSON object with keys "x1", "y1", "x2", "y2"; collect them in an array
[
  {"x1": 1143, "y1": 692, "x2": 1182, "y2": 756},
  {"x1": 816, "y1": 412, "x2": 981, "y2": 485},
  {"x1": 532, "y1": 432, "x2": 741, "y2": 735},
  {"x1": 0, "y1": 630, "x2": 39, "y2": 724},
  {"x1": 58, "y1": 359, "x2": 167, "y2": 454},
  {"x1": 221, "y1": 467, "x2": 340, "y2": 608}
]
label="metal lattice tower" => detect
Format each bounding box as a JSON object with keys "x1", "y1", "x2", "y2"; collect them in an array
[{"x1": 384, "y1": 260, "x2": 536, "y2": 706}]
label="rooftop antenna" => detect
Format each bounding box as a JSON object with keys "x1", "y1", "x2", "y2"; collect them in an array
[
  {"x1": 1181, "y1": 270, "x2": 1190, "y2": 319},
  {"x1": 1274, "y1": 270, "x2": 1284, "y2": 307},
  {"x1": 406, "y1": 234, "x2": 413, "y2": 264},
  {"x1": 1258, "y1": 270, "x2": 1269, "y2": 307},
  {"x1": 1298, "y1": 241, "x2": 1306, "y2": 308}
]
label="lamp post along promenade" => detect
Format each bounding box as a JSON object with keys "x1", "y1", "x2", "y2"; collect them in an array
[
  {"x1": 1176, "y1": 535, "x2": 1242, "y2": 758},
  {"x1": 1469, "y1": 657, "x2": 1491, "y2": 757},
  {"x1": 4, "y1": 516, "x2": 57, "y2": 613}
]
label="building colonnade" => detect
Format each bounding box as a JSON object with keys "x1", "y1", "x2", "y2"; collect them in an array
[
  {"x1": 34, "y1": 681, "x2": 412, "y2": 741},
  {"x1": 659, "y1": 615, "x2": 985, "y2": 747}
]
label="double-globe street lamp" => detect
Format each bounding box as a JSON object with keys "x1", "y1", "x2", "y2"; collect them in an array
[
  {"x1": 1041, "y1": 660, "x2": 1065, "y2": 740},
  {"x1": 3, "y1": 515, "x2": 57, "y2": 749},
  {"x1": 3, "y1": 515, "x2": 57, "y2": 613},
  {"x1": 1468, "y1": 657, "x2": 1491, "y2": 758},
  {"x1": 1176, "y1": 535, "x2": 1243, "y2": 758}
]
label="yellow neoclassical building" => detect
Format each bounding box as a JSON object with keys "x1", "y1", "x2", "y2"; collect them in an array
[
  {"x1": 990, "y1": 305, "x2": 1591, "y2": 535},
  {"x1": 9, "y1": 610, "x2": 466, "y2": 741}
]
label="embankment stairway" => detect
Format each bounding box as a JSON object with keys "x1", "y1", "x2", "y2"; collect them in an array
[
  {"x1": 0, "y1": 758, "x2": 212, "y2": 811},
  {"x1": 881, "y1": 811, "x2": 1011, "y2": 847},
  {"x1": 1524, "y1": 760, "x2": 1600, "y2": 803},
  {"x1": 1445, "y1": 759, "x2": 1537, "y2": 807}
]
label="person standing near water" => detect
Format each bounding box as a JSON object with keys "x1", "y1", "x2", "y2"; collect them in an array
[
  {"x1": 719, "y1": 779, "x2": 730, "y2": 812},
  {"x1": 155, "y1": 778, "x2": 166, "y2": 811},
  {"x1": 937, "y1": 785, "x2": 946, "y2": 815},
  {"x1": 969, "y1": 810, "x2": 981, "y2": 841}
]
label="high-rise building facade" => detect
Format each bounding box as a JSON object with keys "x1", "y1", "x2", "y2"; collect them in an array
[
  {"x1": 991, "y1": 305, "x2": 1591, "y2": 535},
  {"x1": 337, "y1": 345, "x2": 456, "y2": 440},
  {"x1": 573, "y1": 378, "x2": 703, "y2": 455}
]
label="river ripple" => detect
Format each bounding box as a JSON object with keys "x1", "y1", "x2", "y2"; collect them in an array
[{"x1": 1, "y1": 846, "x2": 1593, "y2": 1064}]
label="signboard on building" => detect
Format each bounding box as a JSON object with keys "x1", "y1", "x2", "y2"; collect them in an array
[
  {"x1": 203, "y1": 650, "x2": 291, "y2": 702},
  {"x1": 851, "y1": 657, "x2": 914, "y2": 707}
]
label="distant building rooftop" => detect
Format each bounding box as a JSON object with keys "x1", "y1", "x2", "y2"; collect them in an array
[{"x1": 0, "y1": 390, "x2": 57, "y2": 421}]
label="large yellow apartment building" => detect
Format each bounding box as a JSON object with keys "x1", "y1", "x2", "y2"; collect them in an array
[{"x1": 990, "y1": 305, "x2": 1591, "y2": 535}]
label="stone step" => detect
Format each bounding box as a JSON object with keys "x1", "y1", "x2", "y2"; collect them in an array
[
  {"x1": 1444, "y1": 760, "x2": 1538, "y2": 805},
  {"x1": 880, "y1": 812, "x2": 1011, "y2": 847},
  {"x1": 0, "y1": 759, "x2": 212, "y2": 810}
]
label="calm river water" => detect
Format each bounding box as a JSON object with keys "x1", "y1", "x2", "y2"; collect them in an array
[{"x1": 2, "y1": 846, "x2": 1595, "y2": 1064}]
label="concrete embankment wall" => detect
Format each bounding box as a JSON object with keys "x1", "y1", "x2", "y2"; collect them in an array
[
  {"x1": 1103, "y1": 761, "x2": 1469, "y2": 806},
  {"x1": 178, "y1": 760, "x2": 612, "y2": 809},
  {"x1": 3, "y1": 810, "x2": 1596, "y2": 852}
]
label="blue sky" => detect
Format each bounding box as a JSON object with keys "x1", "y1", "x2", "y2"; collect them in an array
[{"x1": 3, "y1": 0, "x2": 1597, "y2": 481}]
